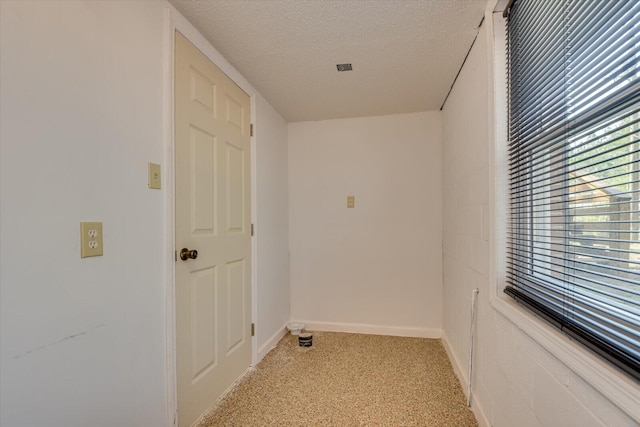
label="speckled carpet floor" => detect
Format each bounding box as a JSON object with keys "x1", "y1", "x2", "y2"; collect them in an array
[{"x1": 199, "y1": 332, "x2": 478, "y2": 426}]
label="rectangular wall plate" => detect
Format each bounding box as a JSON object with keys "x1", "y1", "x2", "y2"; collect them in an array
[
  {"x1": 347, "y1": 195, "x2": 355, "y2": 208},
  {"x1": 148, "y1": 162, "x2": 161, "y2": 189},
  {"x1": 80, "y1": 222, "x2": 103, "y2": 258}
]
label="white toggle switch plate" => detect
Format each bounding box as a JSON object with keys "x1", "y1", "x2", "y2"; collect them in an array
[{"x1": 80, "y1": 222, "x2": 103, "y2": 258}]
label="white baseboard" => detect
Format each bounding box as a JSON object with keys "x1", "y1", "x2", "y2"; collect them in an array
[
  {"x1": 256, "y1": 321, "x2": 288, "y2": 363},
  {"x1": 293, "y1": 320, "x2": 441, "y2": 339},
  {"x1": 441, "y1": 331, "x2": 469, "y2": 396},
  {"x1": 193, "y1": 323, "x2": 288, "y2": 425},
  {"x1": 190, "y1": 365, "x2": 253, "y2": 427},
  {"x1": 441, "y1": 331, "x2": 491, "y2": 427}
]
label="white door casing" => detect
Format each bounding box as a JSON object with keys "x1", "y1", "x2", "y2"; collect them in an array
[{"x1": 174, "y1": 31, "x2": 252, "y2": 426}]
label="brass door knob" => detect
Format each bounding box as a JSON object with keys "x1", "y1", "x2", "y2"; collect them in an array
[{"x1": 180, "y1": 248, "x2": 198, "y2": 261}]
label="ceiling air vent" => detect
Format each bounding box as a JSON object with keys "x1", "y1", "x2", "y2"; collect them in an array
[{"x1": 336, "y1": 63, "x2": 353, "y2": 72}]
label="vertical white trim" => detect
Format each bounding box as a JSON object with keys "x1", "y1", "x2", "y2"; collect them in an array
[
  {"x1": 250, "y1": 96, "x2": 258, "y2": 367},
  {"x1": 488, "y1": 11, "x2": 508, "y2": 304},
  {"x1": 165, "y1": 3, "x2": 260, "y2": 423},
  {"x1": 163, "y1": 5, "x2": 177, "y2": 426}
]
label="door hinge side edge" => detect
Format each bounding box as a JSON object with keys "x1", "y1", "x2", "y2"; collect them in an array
[
  {"x1": 250, "y1": 123, "x2": 254, "y2": 137},
  {"x1": 251, "y1": 223, "x2": 254, "y2": 236},
  {"x1": 251, "y1": 323, "x2": 255, "y2": 337}
]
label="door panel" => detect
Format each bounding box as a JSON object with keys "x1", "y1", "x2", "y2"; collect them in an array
[
  {"x1": 225, "y1": 94, "x2": 244, "y2": 131},
  {"x1": 226, "y1": 259, "x2": 246, "y2": 354},
  {"x1": 190, "y1": 126, "x2": 216, "y2": 233},
  {"x1": 225, "y1": 142, "x2": 245, "y2": 233},
  {"x1": 175, "y1": 31, "x2": 251, "y2": 427},
  {"x1": 190, "y1": 267, "x2": 217, "y2": 381}
]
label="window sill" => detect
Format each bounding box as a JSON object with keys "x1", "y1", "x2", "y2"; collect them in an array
[{"x1": 490, "y1": 295, "x2": 640, "y2": 423}]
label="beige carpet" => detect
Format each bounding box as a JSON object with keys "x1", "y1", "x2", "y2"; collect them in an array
[{"x1": 199, "y1": 332, "x2": 478, "y2": 426}]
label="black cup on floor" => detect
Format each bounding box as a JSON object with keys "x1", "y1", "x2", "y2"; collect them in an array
[{"x1": 298, "y1": 333, "x2": 312, "y2": 347}]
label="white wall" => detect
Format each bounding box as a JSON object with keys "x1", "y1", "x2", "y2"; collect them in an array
[
  {"x1": 441, "y1": 9, "x2": 640, "y2": 427},
  {"x1": 0, "y1": 1, "x2": 290, "y2": 425},
  {"x1": 288, "y1": 112, "x2": 442, "y2": 336},
  {"x1": 255, "y1": 95, "x2": 291, "y2": 358},
  {"x1": 0, "y1": 2, "x2": 167, "y2": 425}
]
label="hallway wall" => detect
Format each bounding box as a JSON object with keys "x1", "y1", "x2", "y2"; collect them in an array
[
  {"x1": 441, "y1": 9, "x2": 640, "y2": 427},
  {"x1": 255, "y1": 94, "x2": 291, "y2": 357},
  {"x1": 288, "y1": 112, "x2": 443, "y2": 336},
  {"x1": 0, "y1": 2, "x2": 290, "y2": 425}
]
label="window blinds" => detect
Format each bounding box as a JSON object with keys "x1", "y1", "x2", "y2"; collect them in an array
[{"x1": 505, "y1": 0, "x2": 640, "y2": 380}]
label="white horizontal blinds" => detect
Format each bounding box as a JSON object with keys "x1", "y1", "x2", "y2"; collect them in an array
[{"x1": 506, "y1": 0, "x2": 640, "y2": 380}]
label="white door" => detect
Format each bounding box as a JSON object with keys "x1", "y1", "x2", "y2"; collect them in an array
[{"x1": 174, "y1": 31, "x2": 252, "y2": 427}]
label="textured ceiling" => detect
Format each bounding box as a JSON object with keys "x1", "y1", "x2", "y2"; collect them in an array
[{"x1": 170, "y1": 0, "x2": 487, "y2": 122}]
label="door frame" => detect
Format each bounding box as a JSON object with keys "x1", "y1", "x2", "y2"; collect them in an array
[{"x1": 163, "y1": 5, "x2": 258, "y2": 426}]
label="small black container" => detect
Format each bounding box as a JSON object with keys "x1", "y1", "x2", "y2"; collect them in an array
[{"x1": 298, "y1": 332, "x2": 313, "y2": 347}]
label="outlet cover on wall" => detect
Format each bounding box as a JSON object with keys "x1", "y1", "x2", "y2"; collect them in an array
[{"x1": 80, "y1": 221, "x2": 103, "y2": 258}]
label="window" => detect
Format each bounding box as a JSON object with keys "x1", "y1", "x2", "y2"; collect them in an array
[{"x1": 505, "y1": 0, "x2": 640, "y2": 380}]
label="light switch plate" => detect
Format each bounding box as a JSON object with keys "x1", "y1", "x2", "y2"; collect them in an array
[
  {"x1": 80, "y1": 222, "x2": 103, "y2": 258},
  {"x1": 347, "y1": 195, "x2": 355, "y2": 208},
  {"x1": 148, "y1": 162, "x2": 161, "y2": 189}
]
